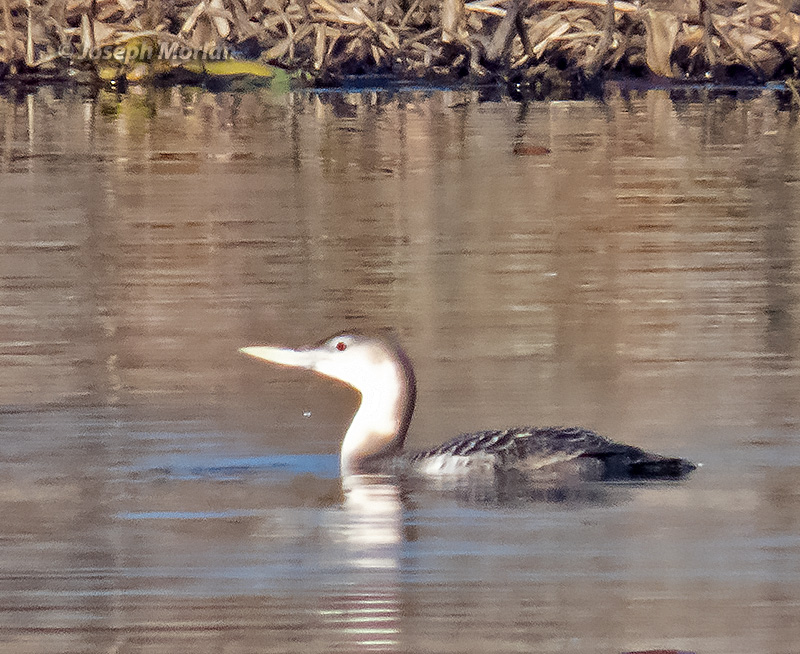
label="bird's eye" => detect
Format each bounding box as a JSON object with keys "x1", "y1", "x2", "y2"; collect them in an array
[{"x1": 336, "y1": 341, "x2": 347, "y2": 351}]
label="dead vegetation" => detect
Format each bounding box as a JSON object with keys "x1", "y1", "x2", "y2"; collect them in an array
[{"x1": 2, "y1": 0, "x2": 800, "y2": 87}]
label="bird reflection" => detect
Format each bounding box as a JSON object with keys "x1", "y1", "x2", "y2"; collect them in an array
[
  {"x1": 419, "y1": 467, "x2": 624, "y2": 506},
  {"x1": 315, "y1": 470, "x2": 654, "y2": 651},
  {"x1": 341, "y1": 475, "x2": 406, "y2": 553},
  {"x1": 320, "y1": 475, "x2": 406, "y2": 652}
]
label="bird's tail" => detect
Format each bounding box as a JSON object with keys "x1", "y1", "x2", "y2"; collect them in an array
[
  {"x1": 628, "y1": 456, "x2": 697, "y2": 479},
  {"x1": 598, "y1": 449, "x2": 697, "y2": 480}
]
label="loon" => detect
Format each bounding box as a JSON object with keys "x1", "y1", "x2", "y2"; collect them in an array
[{"x1": 240, "y1": 332, "x2": 696, "y2": 480}]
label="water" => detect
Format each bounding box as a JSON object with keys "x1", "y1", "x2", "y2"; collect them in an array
[{"x1": 2, "y1": 84, "x2": 800, "y2": 653}]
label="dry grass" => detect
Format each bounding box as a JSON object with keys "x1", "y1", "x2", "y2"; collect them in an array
[{"x1": 1, "y1": 0, "x2": 800, "y2": 84}]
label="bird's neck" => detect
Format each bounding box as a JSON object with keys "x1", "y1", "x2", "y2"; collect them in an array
[{"x1": 340, "y1": 366, "x2": 416, "y2": 476}]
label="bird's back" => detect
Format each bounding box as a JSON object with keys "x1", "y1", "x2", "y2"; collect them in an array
[{"x1": 409, "y1": 426, "x2": 696, "y2": 480}]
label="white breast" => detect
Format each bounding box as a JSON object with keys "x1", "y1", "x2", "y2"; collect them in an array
[{"x1": 414, "y1": 452, "x2": 496, "y2": 476}]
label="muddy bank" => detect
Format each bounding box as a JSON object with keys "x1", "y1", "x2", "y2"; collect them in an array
[{"x1": 1, "y1": 0, "x2": 800, "y2": 91}]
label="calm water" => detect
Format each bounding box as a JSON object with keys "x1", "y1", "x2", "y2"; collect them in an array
[{"x1": 2, "y1": 83, "x2": 800, "y2": 654}]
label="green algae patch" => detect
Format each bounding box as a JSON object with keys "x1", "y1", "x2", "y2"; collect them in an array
[
  {"x1": 98, "y1": 55, "x2": 288, "y2": 91},
  {"x1": 203, "y1": 60, "x2": 276, "y2": 78},
  {"x1": 202, "y1": 60, "x2": 291, "y2": 92}
]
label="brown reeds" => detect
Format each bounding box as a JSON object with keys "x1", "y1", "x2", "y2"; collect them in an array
[{"x1": 2, "y1": 0, "x2": 800, "y2": 86}]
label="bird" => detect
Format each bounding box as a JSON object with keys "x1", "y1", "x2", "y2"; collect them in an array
[{"x1": 240, "y1": 331, "x2": 697, "y2": 481}]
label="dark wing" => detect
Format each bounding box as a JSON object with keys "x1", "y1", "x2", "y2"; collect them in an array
[{"x1": 410, "y1": 426, "x2": 695, "y2": 479}]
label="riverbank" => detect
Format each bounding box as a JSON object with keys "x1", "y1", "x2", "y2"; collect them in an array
[{"x1": 1, "y1": 0, "x2": 799, "y2": 91}]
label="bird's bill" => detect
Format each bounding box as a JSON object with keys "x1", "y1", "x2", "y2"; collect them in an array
[{"x1": 238, "y1": 345, "x2": 321, "y2": 370}]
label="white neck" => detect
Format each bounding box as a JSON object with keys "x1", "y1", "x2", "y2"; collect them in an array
[
  {"x1": 339, "y1": 360, "x2": 412, "y2": 476},
  {"x1": 239, "y1": 335, "x2": 416, "y2": 477}
]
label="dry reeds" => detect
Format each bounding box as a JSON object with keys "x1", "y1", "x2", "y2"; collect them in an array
[{"x1": 2, "y1": 0, "x2": 800, "y2": 86}]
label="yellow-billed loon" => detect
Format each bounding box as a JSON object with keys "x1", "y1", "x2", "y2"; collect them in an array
[{"x1": 240, "y1": 332, "x2": 697, "y2": 480}]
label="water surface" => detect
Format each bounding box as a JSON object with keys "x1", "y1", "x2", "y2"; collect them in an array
[{"x1": 2, "y1": 84, "x2": 800, "y2": 653}]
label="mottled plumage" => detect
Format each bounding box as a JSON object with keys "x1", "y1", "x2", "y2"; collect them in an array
[{"x1": 410, "y1": 426, "x2": 695, "y2": 479}]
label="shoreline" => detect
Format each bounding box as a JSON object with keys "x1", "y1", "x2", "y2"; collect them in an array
[{"x1": 2, "y1": 76, "x2": 794, "y2": 111}]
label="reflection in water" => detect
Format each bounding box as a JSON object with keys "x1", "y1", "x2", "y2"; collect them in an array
[
  {"x1": 323, "y1": 476, "x2": 404, "y2": 652},
  {"x1": 2, "y1": 85, "x2": 800, "y2": 653}
]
